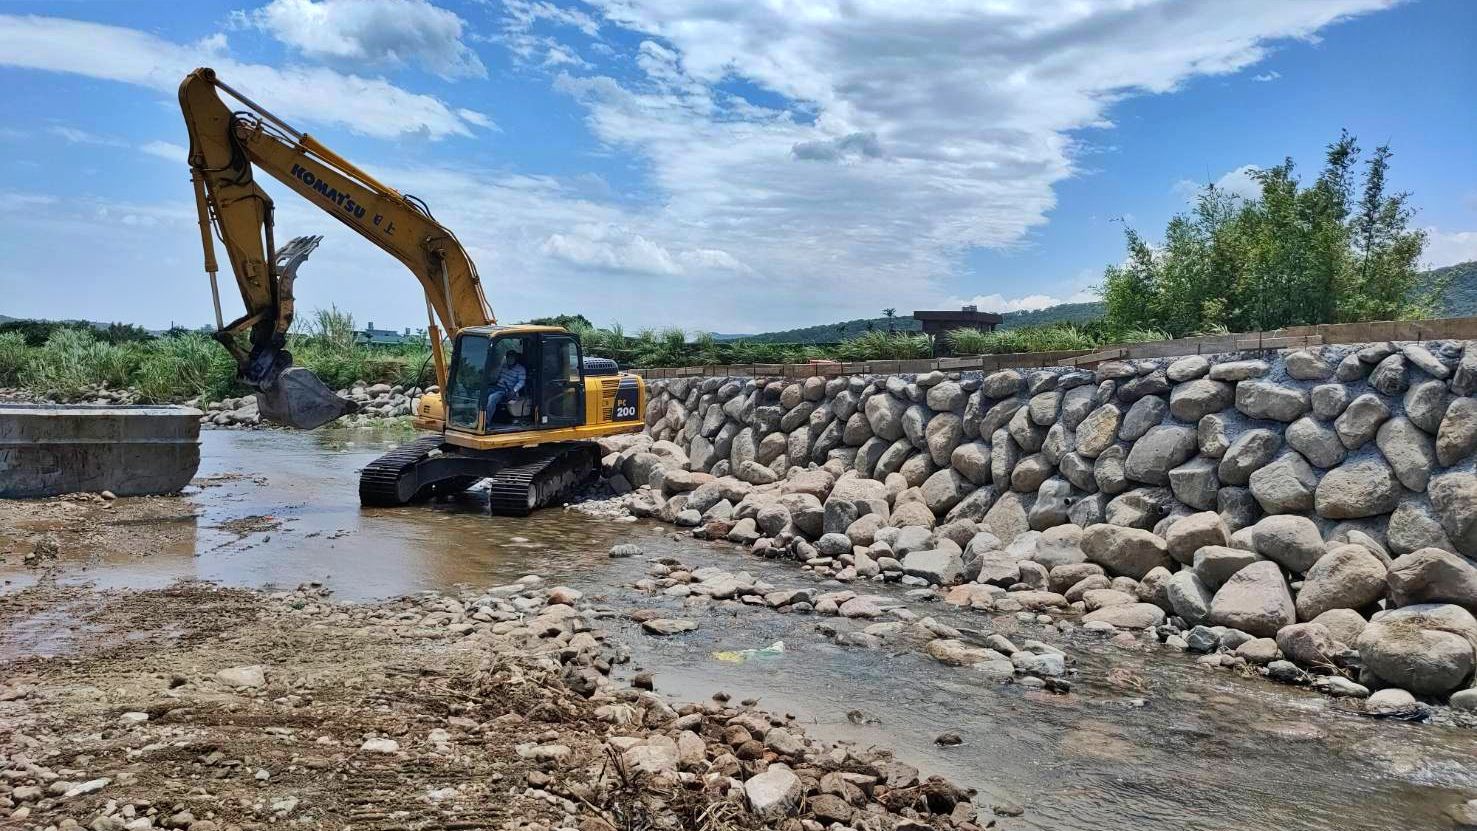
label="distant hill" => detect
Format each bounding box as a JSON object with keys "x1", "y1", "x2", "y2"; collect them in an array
[
  {"x1": 1426, "y1": 260, "x2": 1477, "y2": 317},
  {"x1": 714, "y1": 316, "x2": 922, "y2": 344},
  {"x1": 998, "y1": 302, "x2": 1106, "y2": 329},
  {"x1": 719, "y1": 302, "x2": 1108, "y2": 344}
]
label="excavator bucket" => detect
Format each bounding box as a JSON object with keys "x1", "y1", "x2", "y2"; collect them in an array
[{"x1": 255, "y1": 367, "x2": 359, "y2": 429}]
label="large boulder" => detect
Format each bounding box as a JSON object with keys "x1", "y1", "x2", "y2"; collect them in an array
[
  {"x1": 925, "y1": 413, "x2": 964, "y2": 467},
  {"x1": 1094, "y1": 445, "x2": 1129, "y2": 495},
  {"x1": 1235, "y1": 381, "x2": 1309, "y2": 422},
  {"x1": 1357, "y1": 603, "x2": 1477, "y2": 696},
  {"x1": 979, "y1": 491, "x2": 1030, "y2": 542},
  {"x1": 980, "y1": 370, "x2": 1023, "y2": 398},
  {"x1": 1369, "y1": 353, "x2": 1409, "y2": 395},
  {"x1": 776, "y1": 492, "x2": 824, "y2": 538},
  {"x1": 1075, "y1": 404, "x2": 1121, "y2": 458},
  {"x1": 971, "y1": 548, "x2": 1021, "y2": 587},
  {"x1": 1124, "y1": 425, "x2": 1197, "y2": 486},
  {"x1": 1386, "y1": 547, "x2": 1477, "y2": 612},
  {"x1": 864, "y1": 393, "x2": 908, "y2": 441},
  {"x1": 926, "y1": 381, "x2": 966, "y2": 414},
  {"x1": 1275, "y1": 622, "x2": 1344, "y2": 668},
  {"x1": 1314, "y1": 457, "x2": 1401, "y2": 520},
  {"x1": 901, "y1": 549, "x2": 965, "y2": 586},
  {"x1": 1386, "y1": 496, "x2": 1456, "y2": 556},
  {"x1": 1248, "y1": 453, "x2": 1318, "y2": 514},
  {"x1": 1335, "y1": 393, "x2": 1391, "y2": 450},
  {"x1": 1375, "y1": 417, "x2": 1437, "y2": 492},
  {"x1": 1312, "y1": 608, "x2": 1368, "y2": 647},
  {"x1": 1404, "y1": 379, "x2": 1451, "y2": 435},
  {"x1": 1217, "y1": 429, "x2": 1281, "y2": 486},
  {"x1": 1437, "y1": 397, "x2": 1477, "y2": 467},
  {"x1": 1060, "y1": 385, "x2": 1097, "y2": 430},
  {"x1": 1032, "y1": 524, "x2": 1086, "y2": 568},
  {"x1": 1007, "y1": 406, "x2": 1046, "y2": 453},
  {"x1": 1193, "y1": 545, "x2": 1260, "y2": 589},
  {"x1": 1164, "y1": 511, "x2": 1230, "y2": 565},
  {"x1": 1429, "y1": 472, "x2": 1477, "y2": 556},
  {"x1": 902, "y1": 405, "x2": 933, "y2": 450},
  {"x1": 1169, "y1": 457, "x2": 1219, "y2": 510},
  {"x1": 1166, "y1": 570, "x2": 1214, "y2": 624},
  {"x1": 1285, "y1": 417, "x2": 1346, "y2": 469},
  {"x1": 1082, "y1": 603, "x2": 1166, "y2": 630},
  {"x1": 1119, "y1": 396, "x2": 1167, "y2": 442},
  {"x1": 951, "y1": 441, "x2": 992, "y2": 485},
  {"x1": 1296, "y1": 544, "x2": 1387, "y2": 620},
  {"x1": 921, "y1": 468, "x2": 973, "y2": 515},
  {"x1": 1310, "y1": 384, "x2": 1351, "y2": 420},
  {"x1": 1285, "y1": 349, "x2": 1334, "y2": 381},
  {"x1": 1248, "y1": 514, "x2": 1325, "y2": 574},
  {"x1": 1169, "y1": 379, "x2": 1235, "y2": 422},
  {"x1": 1208, "y1": 561, "x2": 1296, "y2": 637},
  {"x1": 1080, "y1": 523, "x2": 1171, "y2": 579}
]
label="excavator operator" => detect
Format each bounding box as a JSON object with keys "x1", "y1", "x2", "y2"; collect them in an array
[{"x1": 484, "y1": 351, "x2": 526, "y2": 424}]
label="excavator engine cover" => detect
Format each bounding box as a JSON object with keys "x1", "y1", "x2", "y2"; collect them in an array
[{"x1": 255, "y1": 367, "x2": 359, "y2": 429}]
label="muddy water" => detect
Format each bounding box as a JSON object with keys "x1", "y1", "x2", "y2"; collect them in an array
[{"x1": 12, "y1": 428, "x2": 1477, "y2": 830}]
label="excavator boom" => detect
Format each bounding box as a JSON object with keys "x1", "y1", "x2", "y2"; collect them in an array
[{"x1": 179, "y1": 67, "x2": 495, "y2": 428}]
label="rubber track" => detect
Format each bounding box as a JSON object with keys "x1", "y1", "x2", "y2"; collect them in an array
[
  {"x1": 358, "y1": 435, "x2": 445, "y2": 506},
  {"x1": 484, "y1": 443, "x2": 596, "y2": 516}
]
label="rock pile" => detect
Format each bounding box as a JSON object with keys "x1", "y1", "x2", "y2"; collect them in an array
[
  {"x1": 3, "y1": 580, "x2": 980, "y2": 830},
  {"x1": 200, "y1": 382, "x2": 430, "y2": 428},
  {"x1": 604, "y1": 340, "x2": 1477, "y2": 706},
  {"x1": 627, "y1": 558, "x2": 1075, "y2": 688}
]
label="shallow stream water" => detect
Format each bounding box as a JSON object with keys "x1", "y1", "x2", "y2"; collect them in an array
[{"x1": 8, "y1": 428, "x2": 1477, "y2": 830}]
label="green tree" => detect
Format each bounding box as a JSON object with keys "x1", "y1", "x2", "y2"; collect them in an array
[{"x1": 1099, "y1": 131, "x2": 1436, "y2": 338}]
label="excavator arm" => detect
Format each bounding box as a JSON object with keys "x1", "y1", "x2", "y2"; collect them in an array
[{"x1": 179, "y1": 66, "x2": 495, "y2": 427}]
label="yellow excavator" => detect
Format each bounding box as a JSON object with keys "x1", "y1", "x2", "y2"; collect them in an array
[{"x1": 179, "y1": 67, "x2": 646, "y2": 513}]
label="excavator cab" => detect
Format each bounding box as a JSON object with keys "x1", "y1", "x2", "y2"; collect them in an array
[{"x1": 445, "y1": 328, "x2": 585, "y2": 435}]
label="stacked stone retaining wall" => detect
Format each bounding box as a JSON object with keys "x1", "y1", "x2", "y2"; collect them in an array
[{"x1": 607, "y1": 339, "x2": 1477, "y2": 700}]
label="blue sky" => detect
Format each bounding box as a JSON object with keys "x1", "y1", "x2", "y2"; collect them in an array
[{"x1": 1, "y1": 0, "x2": 1473, "y2": 334}]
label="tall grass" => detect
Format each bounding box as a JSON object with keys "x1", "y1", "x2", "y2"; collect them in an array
[
  {"x1": 134, "y1": 333, "x2": 236, "y2": 403},
  {"x1": 0, "y1": 332, "x2": 27, "y2": 385},
  {"x1": 946, "y1": 324, "x2": 1097, "y2": 356},
  {"x1": 287, "y1": 305, "x2": 432, "y2": 391},
  {"x1": 19, "y1": 329, "x2": 139, "y2": 399}
]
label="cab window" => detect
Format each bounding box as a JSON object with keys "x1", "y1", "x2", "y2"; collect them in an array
[{"x1": 446, "y1": 334, "x2": 489, "y2": 429}]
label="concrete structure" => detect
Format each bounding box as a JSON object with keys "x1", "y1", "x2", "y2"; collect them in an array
[
  {"x1": 0, "y1": 404, "x2": 202, "y2": 498},
  {"x1": 354, "y1": 322, "x2": 416, "y2": 347},
  {"x1": 913, "y1": 306, "x2": 1004, "y2": 356}
]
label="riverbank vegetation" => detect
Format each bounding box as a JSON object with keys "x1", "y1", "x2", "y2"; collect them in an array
[{"x1": 1102, "y1": 132, "x2": 1442, "y2": 337}]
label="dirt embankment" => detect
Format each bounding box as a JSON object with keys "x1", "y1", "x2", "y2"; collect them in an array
[{"x1": 1, "y1": 576, "x2": 984, "y2": 831}]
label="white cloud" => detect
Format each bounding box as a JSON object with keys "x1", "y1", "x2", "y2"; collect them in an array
[
  {"x1": 1252, "y1": 70, "x2": 1281, "y2": 82},
  {"x1": 530, "y1": 0, "x2": 1392, "y2": 326},
  {"x1": 237, "y1": 0, "x2": 486, "y2": 80},
  {"x1": 541, "y1": 229, "x2": 682, "y2": 275},
  {"x1": 0, "y1": 14, "x2": 486, "y2": 139},
  {"x1": 139, "y1": 140, "x2": 186, "y2": 161},
  {"x1": 496, "y1": 0, "x2": 602, "y2": 67},
  {"x1": 48, "y1": 125, "x2": 127, "y2": 146},
  {"x1": 1174, "y1": 163, "x2": 1263, "y2": 202},
  {"x1": 1425, "y1": 228, "x2": 1477, "y2": 268},
  {"x1": 947, "y1": 292, "x2": 1095, "y2": 314},
  {"x1": 0, "y1": 2, "x2": 1405, "y2": 333}
]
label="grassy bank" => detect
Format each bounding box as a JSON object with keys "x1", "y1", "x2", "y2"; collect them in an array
[
  {"x1": 1, "y1": 311, "x2": 1149, "y2": 404},
  {"x1": 0, "y1": 309, "x2": 433, "y2": 404}
]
